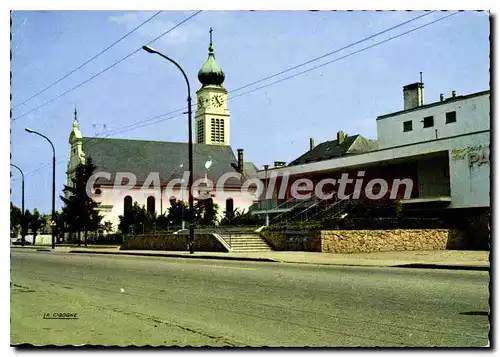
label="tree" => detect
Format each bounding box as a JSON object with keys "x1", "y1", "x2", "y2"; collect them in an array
[
  {"x1": 118, "y1": 202, "x2": 148, "y2": 235},
  {"x1": 61, "y1": 157, "x2": 103, "y2": 246},
  {"x1": 40, "y1": 214, "x2": 51, "y2": 234},
  {"x1": 10, "y1": 203, "x2": 22, "y2": 239},
  {"x1": 102, "y1": 221, "x2": 114, "y2": 234},
  {"x1": 166, "y1": 199, "x2": 190, "y2": 227},
  {"x1": 220, "y1": 208, "x2": 262, "y2": 226},
  {"x1": 21, "y1": 209, "x2": 31, "y2": 243},
  {"x1": 29, "y1": 209, "x2": 44, "y2": 246},
  {"x1": 51, "y1": 211, "x2": 65, "y2": 243},
  {"x1": 194, "y1": 198, "x2": 219, "y2": 227}
]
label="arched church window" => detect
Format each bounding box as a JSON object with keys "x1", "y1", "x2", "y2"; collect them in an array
[
  {"x1": 124, "y1": 196, "x2": 132, "y2": 215},
  {"x1": 147, "y1": 196, "x2": 155, "y2": 215}
]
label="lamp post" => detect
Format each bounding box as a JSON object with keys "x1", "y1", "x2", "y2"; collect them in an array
[
  {"x1": 10, "y1": 163, "x2": 25, "y2": 246},
  {"x1": 263, "y1": 164, "x2": 269, "y2": 226},
  {"x1": 25, "y1": 128, "x2": 56, "y2": 250},
  {"x1": 142, "y1": 45, "x2": 195, "y2": 253},
  {"x1": 181, "y1": 178, "x2": 185, "y2": 230}
]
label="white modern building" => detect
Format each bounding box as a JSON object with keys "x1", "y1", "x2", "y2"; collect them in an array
[{"x1": 252, "y1": 81, "x2": 490, "y2": 227}]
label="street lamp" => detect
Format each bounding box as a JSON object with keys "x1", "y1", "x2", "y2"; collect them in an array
[
  {"x1": 263, "y1": 164, "x2": 269, "y2": 226},
  {"x1": 10, "y1": 163, "x2": 25, "y2": 246},
  {"x1": 25, "y1": 127, "x2": 56, "y2": 250},
  {"x1": 181, "y1": 177, "x2": 186, "y2": 231},
  {"x1": 142, "y1": 45, "x2": 195, "y2": 254}
]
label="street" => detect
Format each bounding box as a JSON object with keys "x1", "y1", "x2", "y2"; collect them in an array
[{"x1": 11, "y1": 249, "x2": 490, "y2": 347}]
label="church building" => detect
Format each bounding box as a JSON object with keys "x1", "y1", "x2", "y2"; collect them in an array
[{"x1": 66, "y1": 34, "x2": 258, "y2": 230}]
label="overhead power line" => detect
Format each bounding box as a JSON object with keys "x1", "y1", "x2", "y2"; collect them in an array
[
  {"x1": 18, "y1": 11, "x2": 460, "y2": 178},
  {"x1": 229, "y1": 11, "x2": 461, "y2": 100},
  {"x1": 11, "y1": 10, "x2": 203, "y2": 123},
  {"x1": 12, "y1": 11, "x2": 163, "y2": 111},
  {"x1": 76, "y1": 10, "x2": 444, "y2": 137},
  {"x1": 229, "y1": 10, "x2": 437, "y2": 94}
]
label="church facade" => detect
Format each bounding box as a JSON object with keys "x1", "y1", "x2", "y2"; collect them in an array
[{"x1": 66, "y1": 35, "x2": 258, "y2": 231}]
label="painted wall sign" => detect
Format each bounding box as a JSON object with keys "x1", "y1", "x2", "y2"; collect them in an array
[{"x1": 451, "y1": 144, "x2": 490, "y2": 167}]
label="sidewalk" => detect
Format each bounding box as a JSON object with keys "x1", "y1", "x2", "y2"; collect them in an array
[{"x1": 58, "y1": 247, "x2": 490, "y2": 270}]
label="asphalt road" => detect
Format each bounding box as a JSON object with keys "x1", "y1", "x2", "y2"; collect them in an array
[{"x1": 10, "y1": 249, "x2": 490, "y2": 347}]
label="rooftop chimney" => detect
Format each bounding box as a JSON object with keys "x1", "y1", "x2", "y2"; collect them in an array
[
  {"x1": 337, "y1": 130, "x2": 347, "y2": 145},
  {"x1": 452, "y1": 90, "x2": 456, "y2": 98},
  {"x1": 237, "y1": 149, "x2": 244, "y2": 173},
  {"x1": 440, "y1": 93, "x2": 444, "y2": 102},
  {"x1": 403, "y1": 81, "x2": 424, "y2": 110},
  {"x1": 309, "y1": 137, "x2": 315, "y2": 151}
]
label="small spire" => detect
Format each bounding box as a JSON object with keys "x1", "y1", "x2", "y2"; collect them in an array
[
  {"x1": 72, "y1": 106, "x2": 79, "y2": 129},
  {"x1": 208, "y1": 27, "x2": 214, "y2": 54},
  {"x1": 198, "y1": 27, "x2": 225, "y2": 87}
]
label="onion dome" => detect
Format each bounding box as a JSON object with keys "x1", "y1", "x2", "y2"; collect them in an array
[{"x1": 198, "y1": 28, "x2": 225, "y2": 87}]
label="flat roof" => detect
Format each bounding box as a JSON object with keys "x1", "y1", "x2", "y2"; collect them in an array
[{"x1": 377, "y1": 90, "x2": 490, "y2": 121}]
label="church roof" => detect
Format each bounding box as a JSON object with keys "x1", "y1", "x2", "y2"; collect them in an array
[
  {"x1": 82, "y1": 137, "x2": 252, "y2": 187},
  {"x1": 288, "y1": 135, "x2": 378, "y2": 167}
]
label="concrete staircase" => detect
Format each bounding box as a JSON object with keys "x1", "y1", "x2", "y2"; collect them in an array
[
  {"x1": 211, "y1": 227, "x2": 273, "y2": 252},
  {"x1": 229, "y1": 232, "x2": 273, "y2": 252}
]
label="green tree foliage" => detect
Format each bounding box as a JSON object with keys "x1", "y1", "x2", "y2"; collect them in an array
[
  {"x1": 102, "y1": 221, "x2": 114, "y2": 234},
  {"x1": 220, "y1": 208, "x2": 262, "y2": 226},
  {"x1": 10, "y1": 203, "x2": 22, "y2": 238},
  {"x1": 118, "y1": 202, "x2": 149, "y2": 234},
  {"x1": 166, "y1": 199, "x2": 190, "y2": 227},
  {"x1": 29, "y1": 208, "x2": 45, "y2": 246},
  {"x1": 51, "y1": 211, "x2": 65, "y2": 242},
  {"x1": 60, "y1": 157, "x2": 103, "y2": 246},
  {"x1": 22, "y1": 209, "x2": 31, "y2": 241},
  {"x1": 194, "y1": 198, "x2": 219, "y2": 227}
]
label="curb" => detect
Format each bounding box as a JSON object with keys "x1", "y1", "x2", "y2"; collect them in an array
[
  {"x1": 393, "y1": 263, "x2": 489, "y2": 271},
  {"x1": 68, "y1": 250, "x2": 280, "y2": 263},
  {"x1": 66, "y1": 250, "x2": 489, "y2": 271},
  {"x1": 274, "y1": 260, "x2": 490, "y2": 271}
]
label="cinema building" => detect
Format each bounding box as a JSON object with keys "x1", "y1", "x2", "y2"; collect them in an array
[{"x1": 251, "y1": 82, "x2": 490, "y2": 233}]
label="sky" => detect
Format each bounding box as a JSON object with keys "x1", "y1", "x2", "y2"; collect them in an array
[{"x1": 9, "y1": 10, "x2": 490, "y2": 214}]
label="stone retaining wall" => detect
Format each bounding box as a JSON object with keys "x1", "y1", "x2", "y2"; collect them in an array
[
  {"x1": 120, "y1": 233, "x2": 227, "y2": 252},
  {"x1": 320, "y1": 229, "x2": 468, "y2": 253}
]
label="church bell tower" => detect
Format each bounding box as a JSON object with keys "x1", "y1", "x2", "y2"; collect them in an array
[
  {"x1": 66, "y1": 108, "x2": 86, "y2": 188},
  {"x1": 195, "y1": 28, "x2": 230, "y2": 146}
]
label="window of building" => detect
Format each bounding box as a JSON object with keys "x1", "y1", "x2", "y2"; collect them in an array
[
  {"x1": 225, "y1": 198, "x2": 234, "y2": 218},
  {"x1": 147, "y1": 196, "x2": 155, "y2": 215},
  {"x1": 403, "y1": 121, "x2": 412, "y2": 132},
  {"x1": 124, "y1": 196, "x2": 132, "y2": 215},
  {"x1": 423, "y1": 116, "x2": 434, "y2": 128},
  {"x1": 445, "y1": 111, "x2": 457, "y2": 124}
]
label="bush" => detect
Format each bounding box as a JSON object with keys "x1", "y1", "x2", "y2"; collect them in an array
[
  {"x1": 264, "y1": 221, "x2": 322, "y2": 232},
  {"x1": 265, "y1": 217, "x2": 448, "y2": 231}
]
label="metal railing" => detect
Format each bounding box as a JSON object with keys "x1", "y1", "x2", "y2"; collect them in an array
[
  {"x1": 305, "y1": 193, "x2": 354, "y2": 222},
  {"x1": 270, "y1": 198, "x2": 311, "y2": 224},
  {"x1": 213, "y1": 225, "x2": 232, "y2": 249},
  {"x1": 249, "y1": 197, "x2": 303, "y2": 214},
  {"x1": 290, "y1": 196, "x2": 334, "y2": 222}
]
